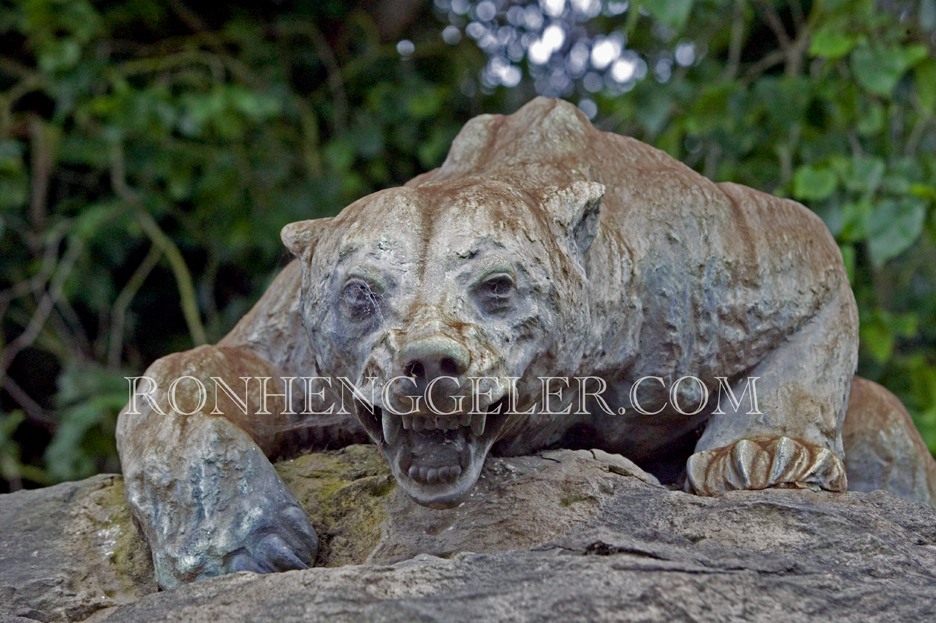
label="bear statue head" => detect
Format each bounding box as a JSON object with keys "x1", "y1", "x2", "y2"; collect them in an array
[{"x1": 282, "y1": 177, "x2": 604, "y2": 508}]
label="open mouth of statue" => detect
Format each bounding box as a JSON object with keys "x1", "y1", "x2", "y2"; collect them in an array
[{"x1": 359, "y1": 396, "x2": 510, "y2": 508}]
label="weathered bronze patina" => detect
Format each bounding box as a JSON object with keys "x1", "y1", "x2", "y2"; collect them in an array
[{"x1": 117, "y1": 97, "x2": 936, "y2": 589}]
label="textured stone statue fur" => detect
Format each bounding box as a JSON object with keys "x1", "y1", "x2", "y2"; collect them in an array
[{"x1": 116, "y1": 97, "x2": 936, "y2": 589}]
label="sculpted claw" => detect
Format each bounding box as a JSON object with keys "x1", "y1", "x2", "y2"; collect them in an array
[
  {"x1": 281, "y1": 504, "x2": 318, "y2": 551},
  {"x1": 228, "y1": 552, "x2": 267, "y2": 574},
  {"x1": 688, "y1": 437, "x2": 848, "y2": 496},
  {"x1": 257, "y1": 534, "x2": 311, "y2": 571}
]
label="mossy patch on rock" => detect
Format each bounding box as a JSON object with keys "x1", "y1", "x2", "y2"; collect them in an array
[
  {"x1": 64, "y1": 475, "x2": 157, "y2": 602},
  {"x1": 276, "y1": 444, "x2": 395, "y2": 566}
]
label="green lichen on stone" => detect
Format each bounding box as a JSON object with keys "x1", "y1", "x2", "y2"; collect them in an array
[
  {"x1": 63, "y1": 475, "x2": 157, "y2": 603},
  {"x1": 559, "y1": 493, "x2": 597, "y2": 507},
  {"x1": 276, "y1": 444, "x2": 395, "y2": 566},
  {"x1": 100, "y1": 478, "x2": 156, "y2": 593}
]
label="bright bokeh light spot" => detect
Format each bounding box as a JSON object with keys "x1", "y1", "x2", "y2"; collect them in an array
[
  {"x1": 571, "y1": 0, "x2": 601, "y2": 17},
  {"x1": 451, "y1": 0, "x2": 470, "y2": 15},
  {"x1": 675, "y1": 42, "x2": 696, "y2": 66},
  {"x1": 578, "y1": 98, "x2": 598, "y2": 119},
  {"x1": 434, "y1": 0, "x2": 654, "y2": 96},
  {"x1": 397, "y1": 39, "x2": 415, "y2": 56},
  {"x1": 529, "y1": 24, "x2": 565, "y2": 65},
  {"x1": 479, "y1": 33, "x2": 498, "y2": 51},
  {"x1": 591, "y1": 34, "x2": 622, "y2": 70},
  {"x1": 549, "y1": 68, "x2": 570, "y2": 91},
  {"x1": 497, "y1": 25, "x2": 516, "y2": 46},
  {"x1": 583, "y1": 71, "x2": 603, "y2": 92},
  {"x1": 485, "y1": 55, "x2": 522, "y2": 87},
  {"x1": 524, "y1": 5, "x2": 544, "y2": 30},
  {"x1": 442, "y1": 25, "x2": 462, "y2": 45},
  {"x1": 528, "y1": 40, "x2": 550, "y2": 64},
  {"x1": 508, "y1": 41, "x2": 525, "y2": 61},
  {"x1": 540, "y1": 0, "x2": 566, "y2": 18},
  {"x1": 476, "y1": 0, "x2": 497, "y2": 21},
  {"x1": 506, "y1": 5, "x2": 525, "y2": 25},
  {"x1": 567, "y1": 41, "x2": 590, "y2": 75},
  {"x1": 502, "y1": 65, "x2": 522, "y2": 86},
  {"x1": 611, "y1": 57, "x2": 635, "y2": 82},
  {"x1": 542, "y1": 24, "x2": 565, "y2": 50},
  {"x1": 466, "y1": 21, "x2": 487, "y2": 39}
]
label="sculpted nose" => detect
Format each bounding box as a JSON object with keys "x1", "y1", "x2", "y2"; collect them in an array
[{"x1": 399, "y1": 335, "x2": 471, "y2": 380}]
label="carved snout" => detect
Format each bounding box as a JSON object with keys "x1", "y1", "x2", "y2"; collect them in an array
[{"x1": 397, "y1": 335, "x2": 471, "y2": 380}]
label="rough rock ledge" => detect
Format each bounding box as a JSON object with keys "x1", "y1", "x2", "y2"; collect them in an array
[{"x1": 2, "y1": 446, "x2": 936, "y2": 622}]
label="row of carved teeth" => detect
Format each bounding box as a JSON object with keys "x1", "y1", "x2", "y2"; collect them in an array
[
  {"x1": 405, "y1": 412, "x2": 486, "y2": 434},
  {"x1": 408, "y1": 463, "x2": 462, "y2": 484},
  {"x1": 381, "y1": 411, "x2": 486, "y2": 445}
]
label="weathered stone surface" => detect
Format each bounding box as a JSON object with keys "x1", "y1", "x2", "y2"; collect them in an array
[
  {"x1": 0, "y1": 475, "x2": 155, "y2": 623},
  {"x1": 3, "y1": 447, "x2": 936, "y2": 622},
  {"x1": 277, "y1": 445, "x2": 660, "y2": 567},
  {"x1": 104, "y1": 486, "x2": 936, "y2": 622}
]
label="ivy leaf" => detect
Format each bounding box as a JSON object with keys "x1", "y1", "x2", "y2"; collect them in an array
[
  {"x1": 407, "y1": 87, "x2": 446, "y2": 120},
  {"x1": 844, "y1": 156, "x2": 885, "y2": 194},
  {"x1": 915, "y1": 59, "x2": 936, "y2": 112},
  {"x1": 910, "y1": 183, "x2": 936, "y2": 203},
  {"x1": 642, "y1": 0, "x2": 694, "y2": 31},
  {"x1": 839, "y1": 243, "x2": 855, "y2": 284},
  {"x1": 902, "y1": 44, "x2": 930, "y2": 68},
  {"x1": 859, "y1": 309, "x2": 918, "y2": 364},
  {"x1": 851, "y1": 43, "x2": 930, "y2": 97},
  {"x1": 859, "y1": 313, "x2": 893, "y2": 363},
  {"x1": 856, "y1": 101, "x2": 884, "y2": 135},
  {"x1": 793, "y1": 165, "x2": 837, "y2": 200},
  {"x1": 809, "y1": 28, "x2": 855, "y2": 59},
  {"x1": 866, "y1": 197, "x2": 927, "y2": 267},
  {"x1": 840, "y1": 201, "x2": 872, "y2": 242}
]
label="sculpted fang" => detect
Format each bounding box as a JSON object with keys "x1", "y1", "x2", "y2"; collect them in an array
[{"x1": 116, "y1": 97, "x2": 936, "y2": 589}]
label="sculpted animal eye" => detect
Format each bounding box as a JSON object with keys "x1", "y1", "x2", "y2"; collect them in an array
[
  {"x1": 341, "y1": 279, "x2": 382, "y2": 322},
  {"x1": 475, "y1": 274, "x2": 515, "y2": 313}
]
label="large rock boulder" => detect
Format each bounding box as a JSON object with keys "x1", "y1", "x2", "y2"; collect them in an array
[
  {"x1": 2, "y1": 446, "x2": 936, "y2": 622},
  {"x1": 0, "y1": 474, "x2": 155, "y2": 623}
]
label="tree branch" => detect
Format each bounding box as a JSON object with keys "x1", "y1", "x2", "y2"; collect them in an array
[
  {"x1": 274, "y1": 22, "x2": 349, "y2": 134},
  {"x1": 1, "y1": 375, "x2": 56, "y2": 430},
  {"x1": 28, "y1": 115, "x2": 55, "y2": 230},
  {"x1": 110, "y1": 143, "x2": 207, "y2": 347},
  {"x1": 722, "y1": 0, "x2": 747, "y2": 81},
  {"x1": 0, "y1": 237, "x2": 83, "y2": 384},
  {"x1": 108, "y1": 244, "x2": 163, "y2": 369}
]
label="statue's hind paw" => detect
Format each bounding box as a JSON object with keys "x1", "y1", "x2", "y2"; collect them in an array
[{"x1": 687, "y1": 437, "x2": 847, "y2": 495}]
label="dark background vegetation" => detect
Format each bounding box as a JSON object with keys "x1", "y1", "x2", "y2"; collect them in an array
[{"x1": 2, "y1": 0, "x2": 935, "y2": 491}]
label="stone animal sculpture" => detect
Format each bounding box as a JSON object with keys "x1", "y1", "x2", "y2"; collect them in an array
[{"x1": 117, "y1": 97, "x2": 936, "y2": 589}]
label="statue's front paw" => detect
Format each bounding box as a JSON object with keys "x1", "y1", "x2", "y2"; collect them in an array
[
  {"x1": 214, "y1": 504, "x2": 318, "y2": 577},
  {"x1": 687, "y1": 436, "x2": 847, "y2": 495},
  {"x1": 154, "y1": 493, "x2": 319, "y2": 589}
]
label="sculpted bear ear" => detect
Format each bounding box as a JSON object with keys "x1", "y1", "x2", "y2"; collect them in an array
[
  {"x1": 545, "y1": 181, "x2": 605, "y2": 258},
  {"x1": 281, "y1": 217, "x2": 334, "y2": 258}
]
